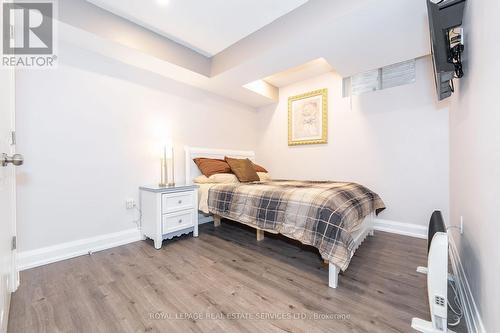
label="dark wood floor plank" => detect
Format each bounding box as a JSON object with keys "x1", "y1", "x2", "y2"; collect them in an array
[{"x1": 9, "y1": 221, "x2": 463, "y2": 333}]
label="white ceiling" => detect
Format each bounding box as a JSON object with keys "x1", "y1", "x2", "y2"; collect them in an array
[
  {"x1": 86, "y1": 0, "x2": 308, "y2": 57},
  {"x1": 65, "y1": 0, "x2": 431, "y2": 107},
  {"x1": 264, "y1": 58, "x2": 333, "y2": 88}
]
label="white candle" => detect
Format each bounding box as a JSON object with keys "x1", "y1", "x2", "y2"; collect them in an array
[
  {"x1": 170, "y1": 146, "x2": 175, "y2": 186},
  {"x1": 164, "y1": 145, "x2": 168, "y2": 186},
  {"x1": 160, "y1": 158, "x2": 165, "y2": 186}
]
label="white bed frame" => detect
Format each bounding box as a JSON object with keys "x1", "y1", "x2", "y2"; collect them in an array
[{"x1": 185, "y1": 146, "x2": 375, "y2": 288}]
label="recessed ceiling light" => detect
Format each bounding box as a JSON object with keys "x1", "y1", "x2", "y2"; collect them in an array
[{"x1": 156, "y1": 0, "x2": 170, "y2": 6}]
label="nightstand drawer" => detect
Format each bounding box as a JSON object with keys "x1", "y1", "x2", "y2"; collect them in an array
[
  {"x1": 162, "y1": 211, "x2": 194, "y2": 233},
  {"x1": 162, "y1": 191, "x2": 194, "y2": 213}
]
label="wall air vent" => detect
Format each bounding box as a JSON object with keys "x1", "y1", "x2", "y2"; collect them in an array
[{"x1": 343, "y1": 59, "x2": 416, "y2": 97}]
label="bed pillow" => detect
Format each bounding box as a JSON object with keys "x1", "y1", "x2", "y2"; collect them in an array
[
  {"x1": 225, "y1": 157, "x2": 260, "y2": 182},
  {"x1": 194, "y1": 173, "x2": 240, "y2": 184},
  {"x1": 253, "y1": 163, "x2": 268, "y2": 173},
  {"x1": 193, "y1": 158, "x2": 232, "y2": 177},
  {"x1": 257, "y1": 172, "x2": 271, "y2": 181}
]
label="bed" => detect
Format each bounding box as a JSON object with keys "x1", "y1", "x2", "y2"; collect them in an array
[{"x1": 185, "y1": 147, "x2": 385, "y2": 288}]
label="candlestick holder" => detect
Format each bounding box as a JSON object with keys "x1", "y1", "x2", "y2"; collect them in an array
[{"x1": 168, "y1": 145, "x2": 175, "y2": 187}]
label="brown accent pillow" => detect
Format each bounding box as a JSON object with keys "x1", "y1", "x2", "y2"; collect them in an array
[
  {"x1": 225, "y1": 157, "x2": 260, "y2": 182},
  {"x1": 193, "y1": 158, "x2": 232, "y2": 177},
  {"x1": 252, "y1": 162, "x2": 267, "y2": 173}
]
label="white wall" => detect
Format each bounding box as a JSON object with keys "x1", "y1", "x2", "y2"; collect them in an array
[
  {"x1": 15, "y1": 47, "x2": 450, "y2": 254},
  {"x1": 449, "y1": 0, "x2": 500, "y2": 330},
  {"x1": 256, "y1": 57, "x2": 449, "y2": 226},
  {"x1": 15, "y1": 42, "x2": 257, "y2": 252}
]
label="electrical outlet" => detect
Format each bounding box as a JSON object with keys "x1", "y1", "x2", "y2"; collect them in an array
[
  {"x1": 459, "y1": 216, "x2": 464, "y2": 234},
  {"x1": 125, "y1": 199, "x2": 136, "y2": 209}
]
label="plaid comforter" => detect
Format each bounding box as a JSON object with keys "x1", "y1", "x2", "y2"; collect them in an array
[{"x1": 207, "y1": 180, "x2": 385, "y2": 271}]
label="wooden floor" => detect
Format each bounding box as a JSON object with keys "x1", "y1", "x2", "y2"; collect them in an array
[{"x1": 9, "y1": 220, "x2": 438, "y2": 333}]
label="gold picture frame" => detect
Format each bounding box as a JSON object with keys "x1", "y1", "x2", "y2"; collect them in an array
[{"x1": 288, "y1": 88, "x2": 328, "y2": 145}]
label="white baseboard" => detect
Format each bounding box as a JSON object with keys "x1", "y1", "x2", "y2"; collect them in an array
[
  {"x1": 18, "y1": 217, "x2": 427, "y2": 272},
  {"x1": 448, "y1": 237, "x2": 486, "y2": 333},
  {"x1": 374, "y1": 218, "x2": 427, "y2": 239},
  {"x1": 17, "y1": 228, "x2": 144, "y2": 271}
]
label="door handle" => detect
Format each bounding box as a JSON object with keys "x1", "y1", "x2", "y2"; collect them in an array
[{"x1": 1, "y1": 153, "x2": 24, "y2": 167}]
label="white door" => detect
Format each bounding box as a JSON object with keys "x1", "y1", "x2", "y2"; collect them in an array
[
  {"x1": 0, "y1": 71, "x2": 18, "y2": 332},
  {"x1": 0, "y1": 3, "x2": 19, "y2": 331}
]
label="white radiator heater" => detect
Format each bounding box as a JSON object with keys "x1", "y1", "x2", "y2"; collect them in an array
[{"x1": 411, "y1": 210, "x2": 454, "y2": 333}]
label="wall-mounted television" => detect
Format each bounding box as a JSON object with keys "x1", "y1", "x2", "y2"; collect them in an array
[{"x1": 426, "y1": 0, "x2": 466, "y2": 100}]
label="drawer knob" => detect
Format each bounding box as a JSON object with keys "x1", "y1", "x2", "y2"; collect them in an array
[
  {"x1": 178, "y1": 219, "x2": 183, "y2": 224},
  {"x1": 178, "y1": 200, "x2": 182, "y2": 204}
]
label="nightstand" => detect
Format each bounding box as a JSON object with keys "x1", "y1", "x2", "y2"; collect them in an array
[{"x1": 139, "y1": 184, "x2": 199, "y2": 249}]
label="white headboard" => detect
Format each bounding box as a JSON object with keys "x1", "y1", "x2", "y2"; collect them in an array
[{"x1": 185, "y1": 146, "x2": 255, "y2": 184}]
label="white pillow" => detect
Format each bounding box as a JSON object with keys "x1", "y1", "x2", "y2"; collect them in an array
[
  {"x1": 194, "y1": 173, "x2": 240, "y2": 184},
  {"x1": 257, "y1": 172, "x2": 271, "y2": 181}
]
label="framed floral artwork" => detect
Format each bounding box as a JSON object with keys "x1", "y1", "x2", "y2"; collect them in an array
[{"x1": 288, "y1": 88, "x2": 328, "y2": 145}]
